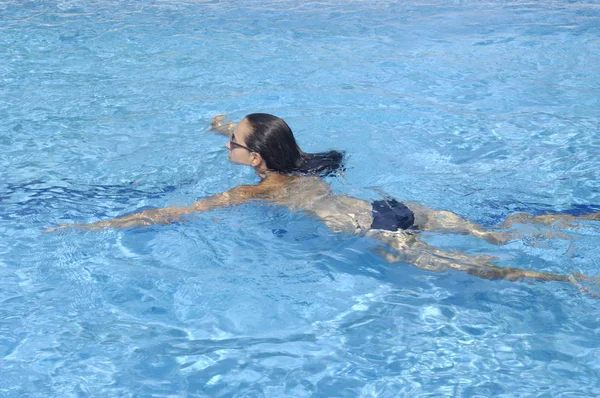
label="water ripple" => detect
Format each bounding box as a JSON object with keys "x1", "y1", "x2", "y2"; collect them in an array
[{"x1": 2, "y1": 0, "x2": 600, "y2": 396}]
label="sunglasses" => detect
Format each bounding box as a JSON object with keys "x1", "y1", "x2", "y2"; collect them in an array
[{"x1": 229, "y1": 134, "x2": 253, "y2": 152}]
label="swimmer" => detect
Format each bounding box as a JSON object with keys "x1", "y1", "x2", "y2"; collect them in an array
[{"x1": 46, "y1": 113, "x2": 600, "y2": 286}]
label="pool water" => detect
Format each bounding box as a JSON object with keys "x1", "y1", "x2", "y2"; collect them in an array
[{"x1": 2, "y1": 0, "x2": 600, "y2": 396}]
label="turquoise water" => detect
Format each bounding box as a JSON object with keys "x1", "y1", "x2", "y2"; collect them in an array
[{"x1": 2, "y1": 0, "x2": 600, "y2": 396}]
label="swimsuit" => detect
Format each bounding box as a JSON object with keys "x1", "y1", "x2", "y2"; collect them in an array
[{"x1": 371, "y1": 199, "x2": 415, "y2": 231}]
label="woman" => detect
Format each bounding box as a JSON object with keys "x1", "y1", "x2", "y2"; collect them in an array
[{"x1": 47, "y1": 113, "x2": 599, "y2": 285}]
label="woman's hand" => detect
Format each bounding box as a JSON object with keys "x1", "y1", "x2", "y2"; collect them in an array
[
  {"x1": 42, "y1": 220, "x2": 113, "y2": 233},
  {"x1": 211, "y1": 114, "x2": 235, "y2": 136},
  {"x1": 42, "y1": 224, "x2": 74, "y2": 233}
]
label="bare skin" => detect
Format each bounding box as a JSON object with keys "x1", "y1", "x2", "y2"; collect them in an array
[
  {"x1": 211, "y1": 114, "x2": 235, "y2": 136},
  {"x1": 502, "y1": 211, "x2": 600, "y2": 227},
  {"x1": 45, "y1": 115, "x2": 600, "y2": 287}
]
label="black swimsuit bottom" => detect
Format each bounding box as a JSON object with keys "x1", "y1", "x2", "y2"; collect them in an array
[{"x1": 371, "y1": 199, "x2": 415, "y2": 231}]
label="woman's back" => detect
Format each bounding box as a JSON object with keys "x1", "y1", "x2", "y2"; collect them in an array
[{"x1": 264, "y1": 174, "x2": 373, "y2": 234}]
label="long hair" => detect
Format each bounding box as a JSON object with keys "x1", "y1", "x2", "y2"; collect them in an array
[{"x1": 244, "y1": 113, "x2": 345, "y2": 177}]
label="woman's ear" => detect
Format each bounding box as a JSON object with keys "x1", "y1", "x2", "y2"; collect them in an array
[{"x1": 250, "y1": 152, "x2": 263, "y2": 167}]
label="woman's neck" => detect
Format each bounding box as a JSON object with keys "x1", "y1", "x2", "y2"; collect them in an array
[{"x1": 255, "y1": 166, "x2": 272, "y2": 179}]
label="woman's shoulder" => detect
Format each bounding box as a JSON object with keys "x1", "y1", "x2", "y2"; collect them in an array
[
  {"x1": 260, "y1": 173, "x2": 330, "y2": 195},
  {"x1": 257, "y1": 173, "x2": 331, "y2": 207},
  {"x1": 262, "y1": 173, "x2": 326, "y2": 185}
]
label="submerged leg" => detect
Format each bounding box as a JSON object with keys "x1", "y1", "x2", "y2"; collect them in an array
[
  {"x1": 407, "y1": 203, "x2": 595, "y2": 245},
  {"x1": 368, "y1": 230, "x2": 571, "y2": 283},
  {"x1": 503, "y1": 211, "x2": 600, "y2": 228},
  {"x1": 406, "y1": 202, "x2": 514, "y2": 245}
]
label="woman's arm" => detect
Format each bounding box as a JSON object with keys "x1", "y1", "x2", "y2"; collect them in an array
[{"x1": 44, "y1": 183, "x2": 273, "y2": 232}]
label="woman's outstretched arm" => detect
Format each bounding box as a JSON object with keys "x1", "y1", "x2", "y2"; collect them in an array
[{"x1": 44, "y1": 184, "x2": 273, "y2": 232}]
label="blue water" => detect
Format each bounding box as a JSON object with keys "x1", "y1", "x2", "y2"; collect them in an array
[{"x1": 2, "y1": 0, "x2": 600, "y2": 396}]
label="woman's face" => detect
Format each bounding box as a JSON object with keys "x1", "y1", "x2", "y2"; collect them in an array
[{"x1": 226, "y1": 118, "x2": 256, "y2": 166}]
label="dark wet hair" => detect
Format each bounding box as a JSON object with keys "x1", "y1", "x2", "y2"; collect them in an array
[{"x1": 244, "y1": 113, "x2": 345, "y2": 177}]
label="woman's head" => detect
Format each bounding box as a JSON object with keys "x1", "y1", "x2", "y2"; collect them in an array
[
  {"x1": 226, "y1": 113, "x2": 304, "y2": 173},
  {"x1": 226, "y1": 113, "x2": 345, "y2": 177}
]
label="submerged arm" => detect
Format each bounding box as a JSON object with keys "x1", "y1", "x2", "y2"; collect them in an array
[{"x1": 45, "y1": 184, "x2": 272, "y2": 231}]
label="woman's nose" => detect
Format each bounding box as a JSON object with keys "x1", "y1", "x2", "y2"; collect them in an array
[{"x1": 225, "y1": 141, "x2": 231, "y2": 150}]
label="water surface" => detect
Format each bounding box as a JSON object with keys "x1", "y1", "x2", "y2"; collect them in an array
[{"x1": 1, "y1": 0, "x2": 599, "y2": 396}]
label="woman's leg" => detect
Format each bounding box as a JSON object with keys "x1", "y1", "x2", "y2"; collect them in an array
[
  {"x1": 502, "y1": 211, "x2": 600, "y2": 228},
  {"x1": 368, "y1": 230, "x2": 572, "y2": 283},
  {"x1": 405, "y1": 202, "x2": 514, "y2": 245},
  {"x1": 406, "y1": 202, "x2": 595, "y2": 245}
]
